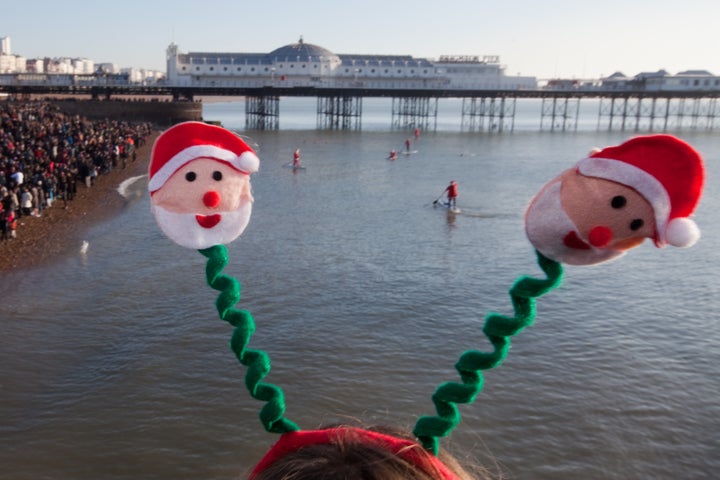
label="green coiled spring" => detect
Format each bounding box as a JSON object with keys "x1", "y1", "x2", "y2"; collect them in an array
[
  {"x1": 414, "y1": 250, "x2": 563, "y2": 455},
  {"x1": 200, "y1": 244, "x2": 299, "y2": 434}
]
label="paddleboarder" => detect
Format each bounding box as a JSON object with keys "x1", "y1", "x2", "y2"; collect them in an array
[{"x1": 444, "y1": 180, "x2": 458, "y2": 208}]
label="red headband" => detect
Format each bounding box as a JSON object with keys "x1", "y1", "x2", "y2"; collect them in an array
[{"x1": 250, "y1": 427, "x2": 459, "y2": 480}]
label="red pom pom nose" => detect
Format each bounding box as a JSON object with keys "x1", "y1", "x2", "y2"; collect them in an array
[
  {"x1": 588, "y1": 226, "x2": 613, "y2": 247},
  {"x1": 203, "y1": 190, "x2": 221, "y2": 208}
]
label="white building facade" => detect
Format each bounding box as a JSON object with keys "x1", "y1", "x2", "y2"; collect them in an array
[
  {"x1": 1, "y1": 36, "x2": 10, "y2": 55},
  {"x1": 0, "y1": 53, "x2": 26, "y2": 73},
  {"x1": 165, "y1": 38, "x2": 537, "y2": 90},
  {"x1": 600, "y1": 69, "x2": 720, "y2": 91}
]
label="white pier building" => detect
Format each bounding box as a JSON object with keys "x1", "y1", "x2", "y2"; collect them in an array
[{"x1": 165, "y1": 37, "x2": 537, "y2": 90}]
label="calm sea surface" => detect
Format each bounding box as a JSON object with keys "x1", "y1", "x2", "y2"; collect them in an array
[{"x1": 2, "y1": 98, "x2": 719, "y2": 480}]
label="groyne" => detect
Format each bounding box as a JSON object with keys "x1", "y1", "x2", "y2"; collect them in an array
[{"x1": 43, "y1": 98, "x2": 203, "y2": 126}]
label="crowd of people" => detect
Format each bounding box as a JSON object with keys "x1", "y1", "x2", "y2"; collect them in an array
[{"x1": 0, "y1": 100, "x2": 154, "y2": 242}]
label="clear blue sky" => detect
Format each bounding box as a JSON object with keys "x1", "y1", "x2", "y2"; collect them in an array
[{"x1": 3, "y1": 0, "x2": 719, "y2": 79}]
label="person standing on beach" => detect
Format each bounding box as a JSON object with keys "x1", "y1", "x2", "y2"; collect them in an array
[
  {"x1": 30, "y1": 182, "x2": 42, "y2": 217},
  {"x1": 43, "y1": 175, "x2": 55, "y2": 207},
  {"x1": 20, "y1": 185, "x2": 32, "y2": 217},
  {"x1": 78, "y1": 161, "x2": 91, "y2": 189},
  {"x1": 6, "y1": 208, "x2": 16, "y2": 239},
  {"x1": 120, "y1": 142, "x2": 128, "y2": 169},
  {"x1": 8, "y1": 186, "x2": 19, "y2": 219},
  {"x1": 0, "y1": 206, "x2": 8, "y2": 241},
  {"x1": 68, "y1": 166, "x2": 78, "y2": 200},
  {"x1": 56, "y1": 171, "x2": 68, "y2": 208},
  {"x1": 10, "y1": 167, "x2": 23, "y2": 188}
]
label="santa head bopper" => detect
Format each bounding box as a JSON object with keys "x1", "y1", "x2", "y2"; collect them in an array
[
  {"x1": 149, "y1": 121, "x2": 260, "y2": 249},
  {"x1": 578, "y1": 134, "x2": 704, "y2": 248}
]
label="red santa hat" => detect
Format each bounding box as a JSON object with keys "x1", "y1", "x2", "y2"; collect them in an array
[
  {"x1": 577, "y1": 134, "x2": 704, "y2": 248},
  {"x1": 148, "y1": 121, "x2": 259, "y2": 193}
]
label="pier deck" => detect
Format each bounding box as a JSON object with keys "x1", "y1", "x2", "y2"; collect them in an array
[{"x1": 2, "y1": 82, "x2": 719, "y2": 131}]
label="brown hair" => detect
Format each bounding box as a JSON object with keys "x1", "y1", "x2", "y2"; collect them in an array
[{"x1": 249, "y1": 425, "x2": 494, "y2": 480}]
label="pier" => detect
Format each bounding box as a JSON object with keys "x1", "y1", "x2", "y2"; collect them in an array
[
  {"x1": 2, "y1": 38, "x2": 720, "y2": 131},
  {"x1": 1, "y1": 77, "x2": 720, "y2": 132}
]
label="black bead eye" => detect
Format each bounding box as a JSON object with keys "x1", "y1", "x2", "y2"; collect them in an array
[
  {"x1": 611, "y1": 196, "x2": 627, "y2": 209},
  {"x1": 630, "y1": 219, "x2": 644, "y2": 231},
  {"x1": 185, "y1": 171, "x2": 196, "y2": 182},
  {"x1": 212, "y1": 171, "x2": 223, "y2": 181}
]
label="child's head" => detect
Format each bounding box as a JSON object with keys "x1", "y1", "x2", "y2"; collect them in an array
[{"x1": 249, "y1": 425, "x2": 490, "y2": 480}]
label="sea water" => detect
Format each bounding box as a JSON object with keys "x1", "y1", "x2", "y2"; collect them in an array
[{"x1": 1, "y1": 98, "x2": 719, "y2": 480}]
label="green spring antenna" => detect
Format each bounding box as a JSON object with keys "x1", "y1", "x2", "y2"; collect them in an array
[
  {"x1": 200, "y1": 244, "x2": 299, "y2": 434},
  {"x1": 413, "y1": 250, "x2": 563, "y2": 455}
]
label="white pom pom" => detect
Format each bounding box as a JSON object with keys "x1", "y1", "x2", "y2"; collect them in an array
[{"x1": 666, "y1": 217, "x2": 700, "y2": 247}]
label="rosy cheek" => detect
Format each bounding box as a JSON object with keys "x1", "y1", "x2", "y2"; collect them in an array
[
  {"x1": 208, "y1": 188, "x2": 243, "y2": 211},
  {"x1": 152, "y1": 188, "x2": 200, "y2": 211}
]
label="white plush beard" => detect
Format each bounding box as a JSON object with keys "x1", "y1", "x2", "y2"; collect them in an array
[
  {"x1": 525, "y1": 179, "x2": 625, "y2": 266},
  {"x1": 152, "y1": 202, "x2": 252, "y2": 249}
]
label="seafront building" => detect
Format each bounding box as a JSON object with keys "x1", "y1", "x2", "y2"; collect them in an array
[
  {"x1": 0, "y1": 36, "x2": 25, "y2": 74},
  {"x1": 599, "y1": 69, "x2": 720, "y2": 91},
  {"x1": 1, "y1": 36, "x2": 720, "y2": 132},
  {"x1": 0, "y1": 36, "x2": 164, "y2": 82},
  {"x1": 1, "y1": 34, "x2": 719, "y2": 93},
  {"x1": 164, "y1": 38, "x2": 720, "y2": 93},
  {"x1": 165, "y1": 37, "x2": 537, "y2": 90}
]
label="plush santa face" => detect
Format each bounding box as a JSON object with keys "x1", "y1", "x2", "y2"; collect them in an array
[
  {"x1": 525, "y1": 134, "x2": 704, "y2": 266},
  {"x1": 151, "y1": 158, "x2": 253, "y2": 249},
  {"x1": 148, "y1": 121, "x2": 260, "y2": 250},
  {"x1": 526, "y1": 168, "x2": 656, "y2": 265}
]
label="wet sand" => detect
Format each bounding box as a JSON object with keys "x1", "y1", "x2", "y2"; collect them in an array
[{"x1": 0, "y1": 131, "x2": 160, "y2": 273}]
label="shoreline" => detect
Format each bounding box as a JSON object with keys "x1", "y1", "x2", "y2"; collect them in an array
[{"x1": 0, "y1": 131, "x2": 160, "y2": 273}]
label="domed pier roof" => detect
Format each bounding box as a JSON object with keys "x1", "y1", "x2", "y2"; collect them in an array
[{"x1": 268, "y1": 37, "x2": 339, "y2": 62}]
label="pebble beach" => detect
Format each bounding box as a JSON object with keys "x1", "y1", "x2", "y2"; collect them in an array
[{"x1": 0, "y1": 129, "x2": 159, "y2": 272}]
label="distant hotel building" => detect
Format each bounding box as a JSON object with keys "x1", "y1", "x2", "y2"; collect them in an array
[
  {"x1": 0, "y1": 35, "x2": 164, "y2": 83},
  {"x1": 0, "y1": 36, "x2": 25, "y2": 74},
  {"x1": 165, "y1": 37, "x2": 538, "y2": 90}
]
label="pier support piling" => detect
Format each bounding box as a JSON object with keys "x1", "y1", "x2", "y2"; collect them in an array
[
  {"x1": 540, "y1": 96, "x2": 580, "y2": 131},
  {"x1": 597, "y1": 95, "x2": 720, "y2": 131},
  {"x1": 391, "y1": 97, "x2": 438, "y2": 131},
  {"x1": 316, "y1": 95, "x2": 362, "y2": 130},
  {"x1": 245, "y1": 95, "x2": 280, "y2": 130},
  {"x1": 461, "y1": 96, "x2": 516, "y2": 132}
]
